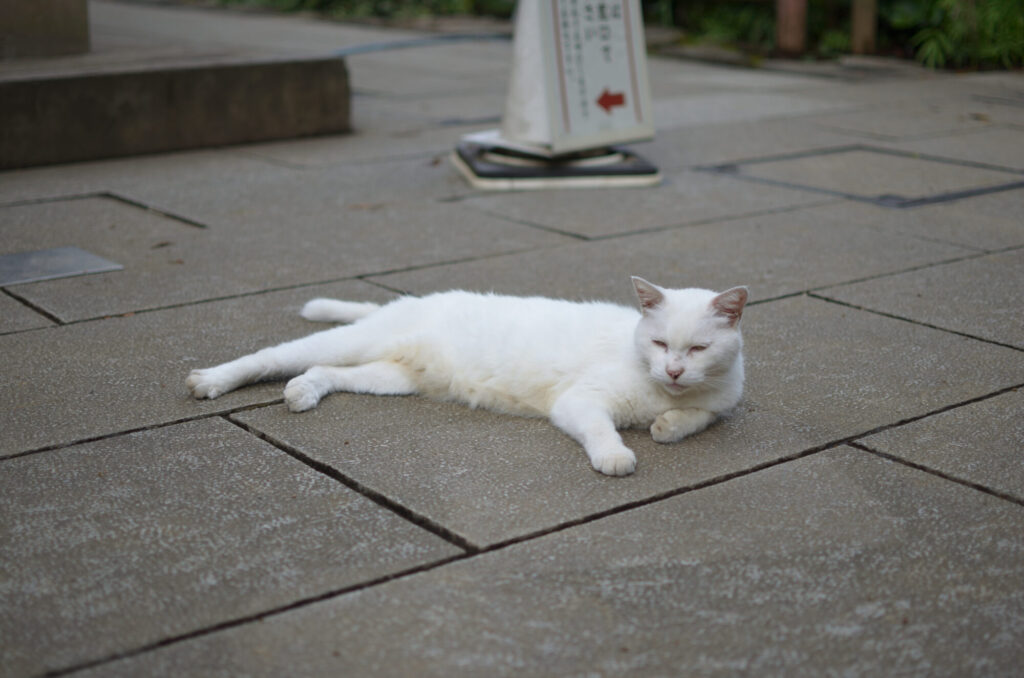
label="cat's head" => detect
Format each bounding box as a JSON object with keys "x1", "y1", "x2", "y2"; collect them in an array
[{"x1": 631, "y1": 277, "x2": 748, "y2": 396}]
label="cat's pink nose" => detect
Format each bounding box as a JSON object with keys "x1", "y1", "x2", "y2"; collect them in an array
[{"x1": 666, "y1": 367, "x2": 684, "y2": 380}]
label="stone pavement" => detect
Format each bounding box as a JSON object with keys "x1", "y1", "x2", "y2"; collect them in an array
[{"x1": 2, "y1": 2, "x2": 1023, "y2": 676}]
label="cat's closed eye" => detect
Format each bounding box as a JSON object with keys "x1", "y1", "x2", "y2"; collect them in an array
[
  {"x1": 688, "y1": 344, "x2": 709, "y2": 354},
  {"x1": 652, "y1": 340, "x2": 668, "y2": 350}
]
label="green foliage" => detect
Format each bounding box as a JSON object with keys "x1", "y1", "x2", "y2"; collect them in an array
[
  {"x1": 216, "y1": 0, "x2": 513, "y2": 19},
  {"x1": 888, "y1": 0, "x2": 1024, "y2": 68}
]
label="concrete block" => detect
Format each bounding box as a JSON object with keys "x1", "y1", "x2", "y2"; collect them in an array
[
  {"x1": 0, "y1": 0, "x2": 89, "y2": 58},
  {"x1": 860, "y1": 389, "x2": 1024, "y2": 502},
  {"x1": 0, "y1": 418, "x2": 460, "y2": 677},
  {"x1": 0, "y1": 55, "x2": 351, "y2": 169},
  {"x1": 0, "y1": 280, "x2": 397, "y2": 457},
  {"x1": 819, "y1": 249, "x2": 1024, "y2": 348},
  {"x1": 2, "y1": 194, "x2": 566, "y2": 322},
  {"x1": 76, "y1": 449, "x2": 1024, "y2": 677},
  {"x1": 371, "y1": 201, "x2": 972, "y2": 303},
  {"x1": 0, "y1": 292, "x2": 53, "y2": 333}
]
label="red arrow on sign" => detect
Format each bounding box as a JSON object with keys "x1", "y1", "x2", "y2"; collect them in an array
[{"x1": 596, "y1": 88, "x2": 626, "y2": 114}]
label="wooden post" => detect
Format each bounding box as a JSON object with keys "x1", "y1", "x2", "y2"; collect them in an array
[
  {"x1": 775, "y1": 0, "x2": 807, "y2": 56},
  {"x1": 851, "y1": 0, "x2": 878, "y2": 54}
]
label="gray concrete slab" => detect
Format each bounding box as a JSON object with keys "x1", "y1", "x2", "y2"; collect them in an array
[
  {"x1": 805, "y1": 102, "x2": 1002, "y2": 140},
  {"x1": 631, "y1": 117, "x2": 858, "y2": 171},
  {"x1": 740, "y1": 296, "x2": 1023, "y2": 438},
  {"x1": 859, "y1": 389, "x2": 1024, "y2": 502},
  {"x1": 5, "y1": 193, "x2": 565, "y2": 322},
  {"x1": 887, "y1": 125, "x2": 1024, "y2": 172},
  {"x1": 463, "y1": 169, "x2": 827, "y2": 239},
  {"x1": 0, "y1": 417, "x2": 460, "y2": 678},
  {"x1": 0, "y1": 292, "x2": 53, "y2": 333},
  {"x1": 77, "y1": 448, "x2": 1024, "y2": 677},
  {"x1": 651, "y1": 91, "x2": 850, "y2": 130},
  {"x1": 371, "y1": 201, "x2": 973, "y2": 303},
  {"x1": 233, "y1": 396, "x2": 821, "y2": 548},
  {"x1": 739, "y1": 148, "x2": 1023, "y2": 203},
  {"x1": 0, "y1": 280, "x2": 396, "y2": 457},
  {"x1": 818, "y1": 249, "x2": 1024, "y2": 348}
]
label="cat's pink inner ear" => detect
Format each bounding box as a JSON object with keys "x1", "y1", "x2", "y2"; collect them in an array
[
  {"x1": 631, "y1": 276, "x2": 665, "y2": 311},
  {"x1": 711, "y1": 287, "x2": 749, "y2": 325}
]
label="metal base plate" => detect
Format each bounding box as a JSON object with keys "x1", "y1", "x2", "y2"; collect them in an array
[
  {"x1": 0, "y1": 247, "x2": 122, "y2": 286},
  {"x1": 452, "y1": 140, "x2": 661, "y2": 191}
]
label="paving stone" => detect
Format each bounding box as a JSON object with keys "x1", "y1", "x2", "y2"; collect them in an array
[
  {"x1": 78, "y1": 449, "x2": 1024, "y2": 677},
  {"x1": 860, "y1": 389, "x2": 1024, "y2": 502},
  {"x1": 371, "y1": 201, "x2": 972, "y2": 303},
  {"x1": 631, "y1": 117, "x2": 856, "y2": 171},
  {"x1": 889, "y1": 125, "x2": 1024, "y2": 172},
  {"x1": 742, "y1": 295, "x2": 1024, "y2": 438},
  {"x1": 0, "y1": 292, "x2": 53, "y2": 334},
  {"x1": 463, "y1": 168, "x2": 826, "y2": 239},
  {"x1": 800, "y1": 196, "x2": 1024, "y2": 251},
  {"x1": 0, "y1": 417, "x2": 460, "y2": 677},
  {"x1": 819, "y1": 249, "x2": 1024, "y2": 348},
  {"x1": 739, "y1": 148, "x2": 1023, "y2": 203},
  {"x1": 805, "y1": 101, "x2": 1006, "y2": 140},
  {"x1": 234, "y1": 395, "x2": 821, "y2": 548},
  {"x1": 651, "y1": 92, "x2": 849, "y2": 130},
  {"x1": 4, "y1": 193, "x2": 565, "y2": 321},
  {"x1": 0, "y1": 280, "x2": 396, "y2": 457}
]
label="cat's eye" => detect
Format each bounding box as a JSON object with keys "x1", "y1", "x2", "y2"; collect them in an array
[
  {"x1": 652, "y1": 340, "x2": 668, "y2": 350},
  {"x1": 689, "y1": 344, "x2": 709, "y2": 354}
]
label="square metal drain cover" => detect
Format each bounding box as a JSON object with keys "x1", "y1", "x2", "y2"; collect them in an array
[{"x1": 0, "y1": 246, "x2": 122, "y2": 286}]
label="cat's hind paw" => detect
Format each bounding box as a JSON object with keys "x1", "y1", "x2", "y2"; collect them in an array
[
  {"x1": 187, "y1": 369, "x2": 231, "y2": 400},
  {"x1": 284, "y1": 376, "x2": 322, "y2": 412},
  {"x1": 590, "y1": 445, "x2": 637, "y2": 476}
]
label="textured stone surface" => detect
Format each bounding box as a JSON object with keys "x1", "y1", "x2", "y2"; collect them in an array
[
  {"x1": 0, "y1": 291, "x2": 52, "y2": 333},
  {"x1": 80, "y1": 449, "x2": 1024, "y2": 677},
  {"x1": 805, "y1": 102, "x2": 1002, "y2": 140},
  {"x1": 463, "y1": 168, "x2": 825, "y2": 239},
  {"x1": 741, "y1": 295, "x2": 1024, "y2": 437},
  {"x1": 0, "y1": 280, "x2": 396, "y2": 457},
  {"x1": 859, "y1": 389, "x2": 1024, "y2": 501},
  {"x1": 234, "y1": 395, "x2": 821, "y2": 547},
  {"x1": 740, "y1": 148, "x2": 1022, "y2": 202},
  {"x1": 0, "y1": 418, "x2": 460, "y2": 677},
  {"x1": 372, "y1": 201, "x2": 971, "y2": 303},
  {"x1": 819, "y1": 249, "x2": 1024, "y2": 348},
  {"x1": 3, "y1": 193, "x2": 566, "y2": 321},
  {"x1": 890, "y1": 126, "x2": 1024, "y2": 171}
]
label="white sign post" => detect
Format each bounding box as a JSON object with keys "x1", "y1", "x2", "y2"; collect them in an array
[{"x1": 453, "y1": 0, "x2": 660, "y2": 190}]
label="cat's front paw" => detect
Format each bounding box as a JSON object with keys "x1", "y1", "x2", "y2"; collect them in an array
[
  {"x1": 590, "y1": 444, "x2": 637, "y2": 476},
  {"x1": 284, "y1": 376, "x2": 321, "y2": 412},
  {"x1": 651, "y1": 408, "x2": 715, "y2": 443},
  {"x1": 187, "y1": 369, "x2": 231, "y2": 400}
]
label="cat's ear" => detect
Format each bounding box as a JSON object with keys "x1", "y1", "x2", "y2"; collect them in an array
[
  {"x1": 711, "y1": 286, "x2": 749, "y2": 326},
  {"x1": 631, "y1": 276, "x2": 665, "y2": 312}
]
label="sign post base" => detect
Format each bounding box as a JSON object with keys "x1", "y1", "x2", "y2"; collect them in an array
[{"x1": 452, "y1": 132, "x2": 660, "y2": 191}]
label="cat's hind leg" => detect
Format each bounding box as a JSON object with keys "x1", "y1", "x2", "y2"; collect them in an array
[
  {"x1": 187, "y1": 324, "x2": 377, "y2": 400},
  {"x1": 284, "y1": 362, "x2": 417, "y2": 412}
]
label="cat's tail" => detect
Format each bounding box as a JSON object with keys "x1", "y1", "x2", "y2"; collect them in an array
[{"x1": 301, "y1": 298, "x2": 381, "y2": 323}]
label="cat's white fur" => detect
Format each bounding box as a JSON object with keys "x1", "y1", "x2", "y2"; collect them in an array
[{"x1": 187, "y1": 278, "x2": 748, "y2": 476}]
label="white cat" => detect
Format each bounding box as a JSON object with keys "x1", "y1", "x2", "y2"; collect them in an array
[{"x1": 187, "y1": 278, "x2": 748, "y2": 476}]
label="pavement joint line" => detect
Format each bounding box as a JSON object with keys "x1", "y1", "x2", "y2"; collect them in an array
[
  {"x1": 466, "y1": 205, "x2": 590, "y2": 241},
  {"x1": 102, "y1": 191, "x2": 210, "y2": 229},
  {"x1": 807, "y1": 243, "x2": 1022, "y2": 297},
  {"x1": 848, "y1": 441, "x2": 1024, "y2": 508},
  {"x1": 694, "y1": 143, "x2": 1024, "y2": 209},
  {"x1": 38, "y1": 550, "x2": 474, "y2": 678},
  {"x1": 0, "y1": 401, "x2": 284, "y2": 464},
  {"x1": 0, "y1": 191, "x2": 209, "y2": 229},
  {"x1": 224, "y1": 414, "x2": 480, "y2": 553},
  {"x1": 588, "y1": 197, "x2": 843, "y2": 243},
  {"x1": 807, "y1": 292, "x2": 1024, "y2": 352},
  {"x1": 0, "y1": 286, "x2": 64, "y2": 327}
]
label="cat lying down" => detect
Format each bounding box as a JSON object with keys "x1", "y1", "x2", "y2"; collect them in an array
[{"x1": 187, "y1": 277, "x2": 748, "y2": 476}]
